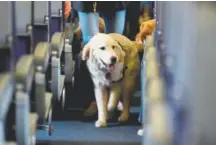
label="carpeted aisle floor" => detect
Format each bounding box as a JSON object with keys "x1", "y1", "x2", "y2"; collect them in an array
[{"x1": 36, "y1": 107, "x2": 142, "y2": 145}]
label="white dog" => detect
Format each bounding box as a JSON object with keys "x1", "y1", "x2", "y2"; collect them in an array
[{"x1": 81, "y1": 33, "x2": 126, "y2": 127}]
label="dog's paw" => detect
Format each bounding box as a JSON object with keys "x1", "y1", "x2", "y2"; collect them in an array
[
  {"x1": 95, "y1": 120, "x2": 107, "y2": 128},
  {"x1": 118, "y1": 113, "x2": 129, "y2": 122}
]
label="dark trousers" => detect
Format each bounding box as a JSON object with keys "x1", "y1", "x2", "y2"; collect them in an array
[
  {"x1": 124, "y1": 2, "x2": 141, "y2": 40},
  {"x1": 73, "y1": 54, "x2": 95, "y2": 109}
]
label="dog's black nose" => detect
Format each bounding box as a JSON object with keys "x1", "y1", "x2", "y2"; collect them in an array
[{"x1": 110, "y1": 57, "x2": 117, "y2": 64}]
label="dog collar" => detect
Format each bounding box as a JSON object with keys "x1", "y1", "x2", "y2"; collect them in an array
[
  {"x1": 108, "y1": 65, "x2": 127, "y2": 84},
  {"x1": 114, "y1": 40, "x2": 124, "y2": 52},
  {"x1": 111, "y1": 76, "x2": 124, "y2": 83},
  {"x1": 105, "y1": 72, "x2": 123, "y2": 84}
]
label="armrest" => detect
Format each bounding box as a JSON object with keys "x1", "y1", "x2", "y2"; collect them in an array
[
  {"x1": 33, "y1": 23, "x2": 48, "y2": 28},
  {"x1": 51, "y1": 32, "x2": 64, "y2": 57},
  {"x1": 15, "y1": 55, "x2": 34, "y2": 93},
  {"x1": 51, "y1": 15, "x2": 61, "y2": 18},
  {"x1": 44, "y1": 92, "x2": 52, "y2": 119},
  {"x1": 0, "y1": 73, "x2": 14, "y2": 120},
  {"x1": 16, "y1": 33, "x2": 31, "y2": 37},
  {"x1": 15, "y1": 91, "x2": 30, "y2": 145},
  {"x1": 45, "y1": 14, "x2": 61, "y2": 19},
  {"x1": 29, "y1": 113, "x2": 38, "y2": 136},
  {"x1": 34, "y1": 42, "x2": 51, "y2": 73},
  {"x1": 5, "y1": 142, "x2": 17, "y2": 145}
]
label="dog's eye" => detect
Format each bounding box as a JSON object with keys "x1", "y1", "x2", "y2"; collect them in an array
[
  {"x1": 112, "y1": 45, "x2": 115, "y2": 49},
  {"x1": 100, "y1": 47, "x2": 105, "y2": 50}
]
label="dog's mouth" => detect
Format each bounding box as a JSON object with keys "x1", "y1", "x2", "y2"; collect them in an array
[{"x1": 100, "y1": 59, "x2": 115, "y2": 72}]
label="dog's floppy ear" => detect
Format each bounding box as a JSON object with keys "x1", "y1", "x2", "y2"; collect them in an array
[
  {"x1": 120, "y1": 46, "x2": 126, "y2": 57},
  {"x1": 119, "y1": 48, "x2": 126, "y2": 63},
  {"x1": 114, "y1": 40, "x2": 125, "y2": 62},
  {"x1": 81, "y1": 44, "x2": 91, "y2": 60}
]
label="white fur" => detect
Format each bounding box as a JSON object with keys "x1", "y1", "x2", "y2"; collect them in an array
[
  {"x1": 110, "y1": 62, "x2": 125, "y2": 82},
  {"x1": 82, "y1": 33, "x2": 125, "y2": 127}
]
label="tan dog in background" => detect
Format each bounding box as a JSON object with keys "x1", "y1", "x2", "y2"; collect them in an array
[
  {"x1": 108, "y1": 33, "x2": 144, "y2": 122},
  {"x1": 136, "y1": 19, "x2": 156, "y2": 44},
  {"x1": 82, "y1": 33, "x2": 144, "y2": 127}
]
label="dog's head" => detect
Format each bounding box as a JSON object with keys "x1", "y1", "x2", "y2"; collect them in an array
[{"x1": 82, "y1": 33, "x2": 125, "y2": 72}]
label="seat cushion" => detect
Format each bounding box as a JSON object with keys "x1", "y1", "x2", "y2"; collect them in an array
[
  {"x1": 34, "y1": 42, "x2": 50, "y2": 73},
  {"x1": 15, "y1": 55, "x2": 34, "y2": 93},
  {"x1": 51, "y1": 32, "x2": 64, "y2": 57},
  {"x1": 45, "y1": 92, "x2": 52, "y2": 119}
]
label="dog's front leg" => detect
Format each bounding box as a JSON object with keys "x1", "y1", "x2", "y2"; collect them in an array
[
  {"x1": 94, "y1": 87, "x2": 108, "y2": 128},
  {"x1": 119, "y1": 90, "x2": 131, "y2": 122},
  {"x1": 107, "y1": 83, "x2": 122, "y2": 119},
  {"x1": 119, "y1": 81, "x2": 135, "y2": 122}
]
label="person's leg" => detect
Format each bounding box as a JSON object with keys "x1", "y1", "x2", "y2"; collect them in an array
[
  {"x1": 102, "y1": 10, "x2": 126, "y2": 34},
  {"x1": 127, "y1": 2, "x2": 141, "y2": 40},
  {"x1": 73, "y1": 12, "x2": 99, "y2": 111},
  {"x1": 78, "y1": 12, "x2": 99, "y2": 45}
]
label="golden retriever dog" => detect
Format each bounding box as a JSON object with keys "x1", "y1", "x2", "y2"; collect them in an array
[{"x1": 82, "y1": 33, "x2": 144, "y2": 127}]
